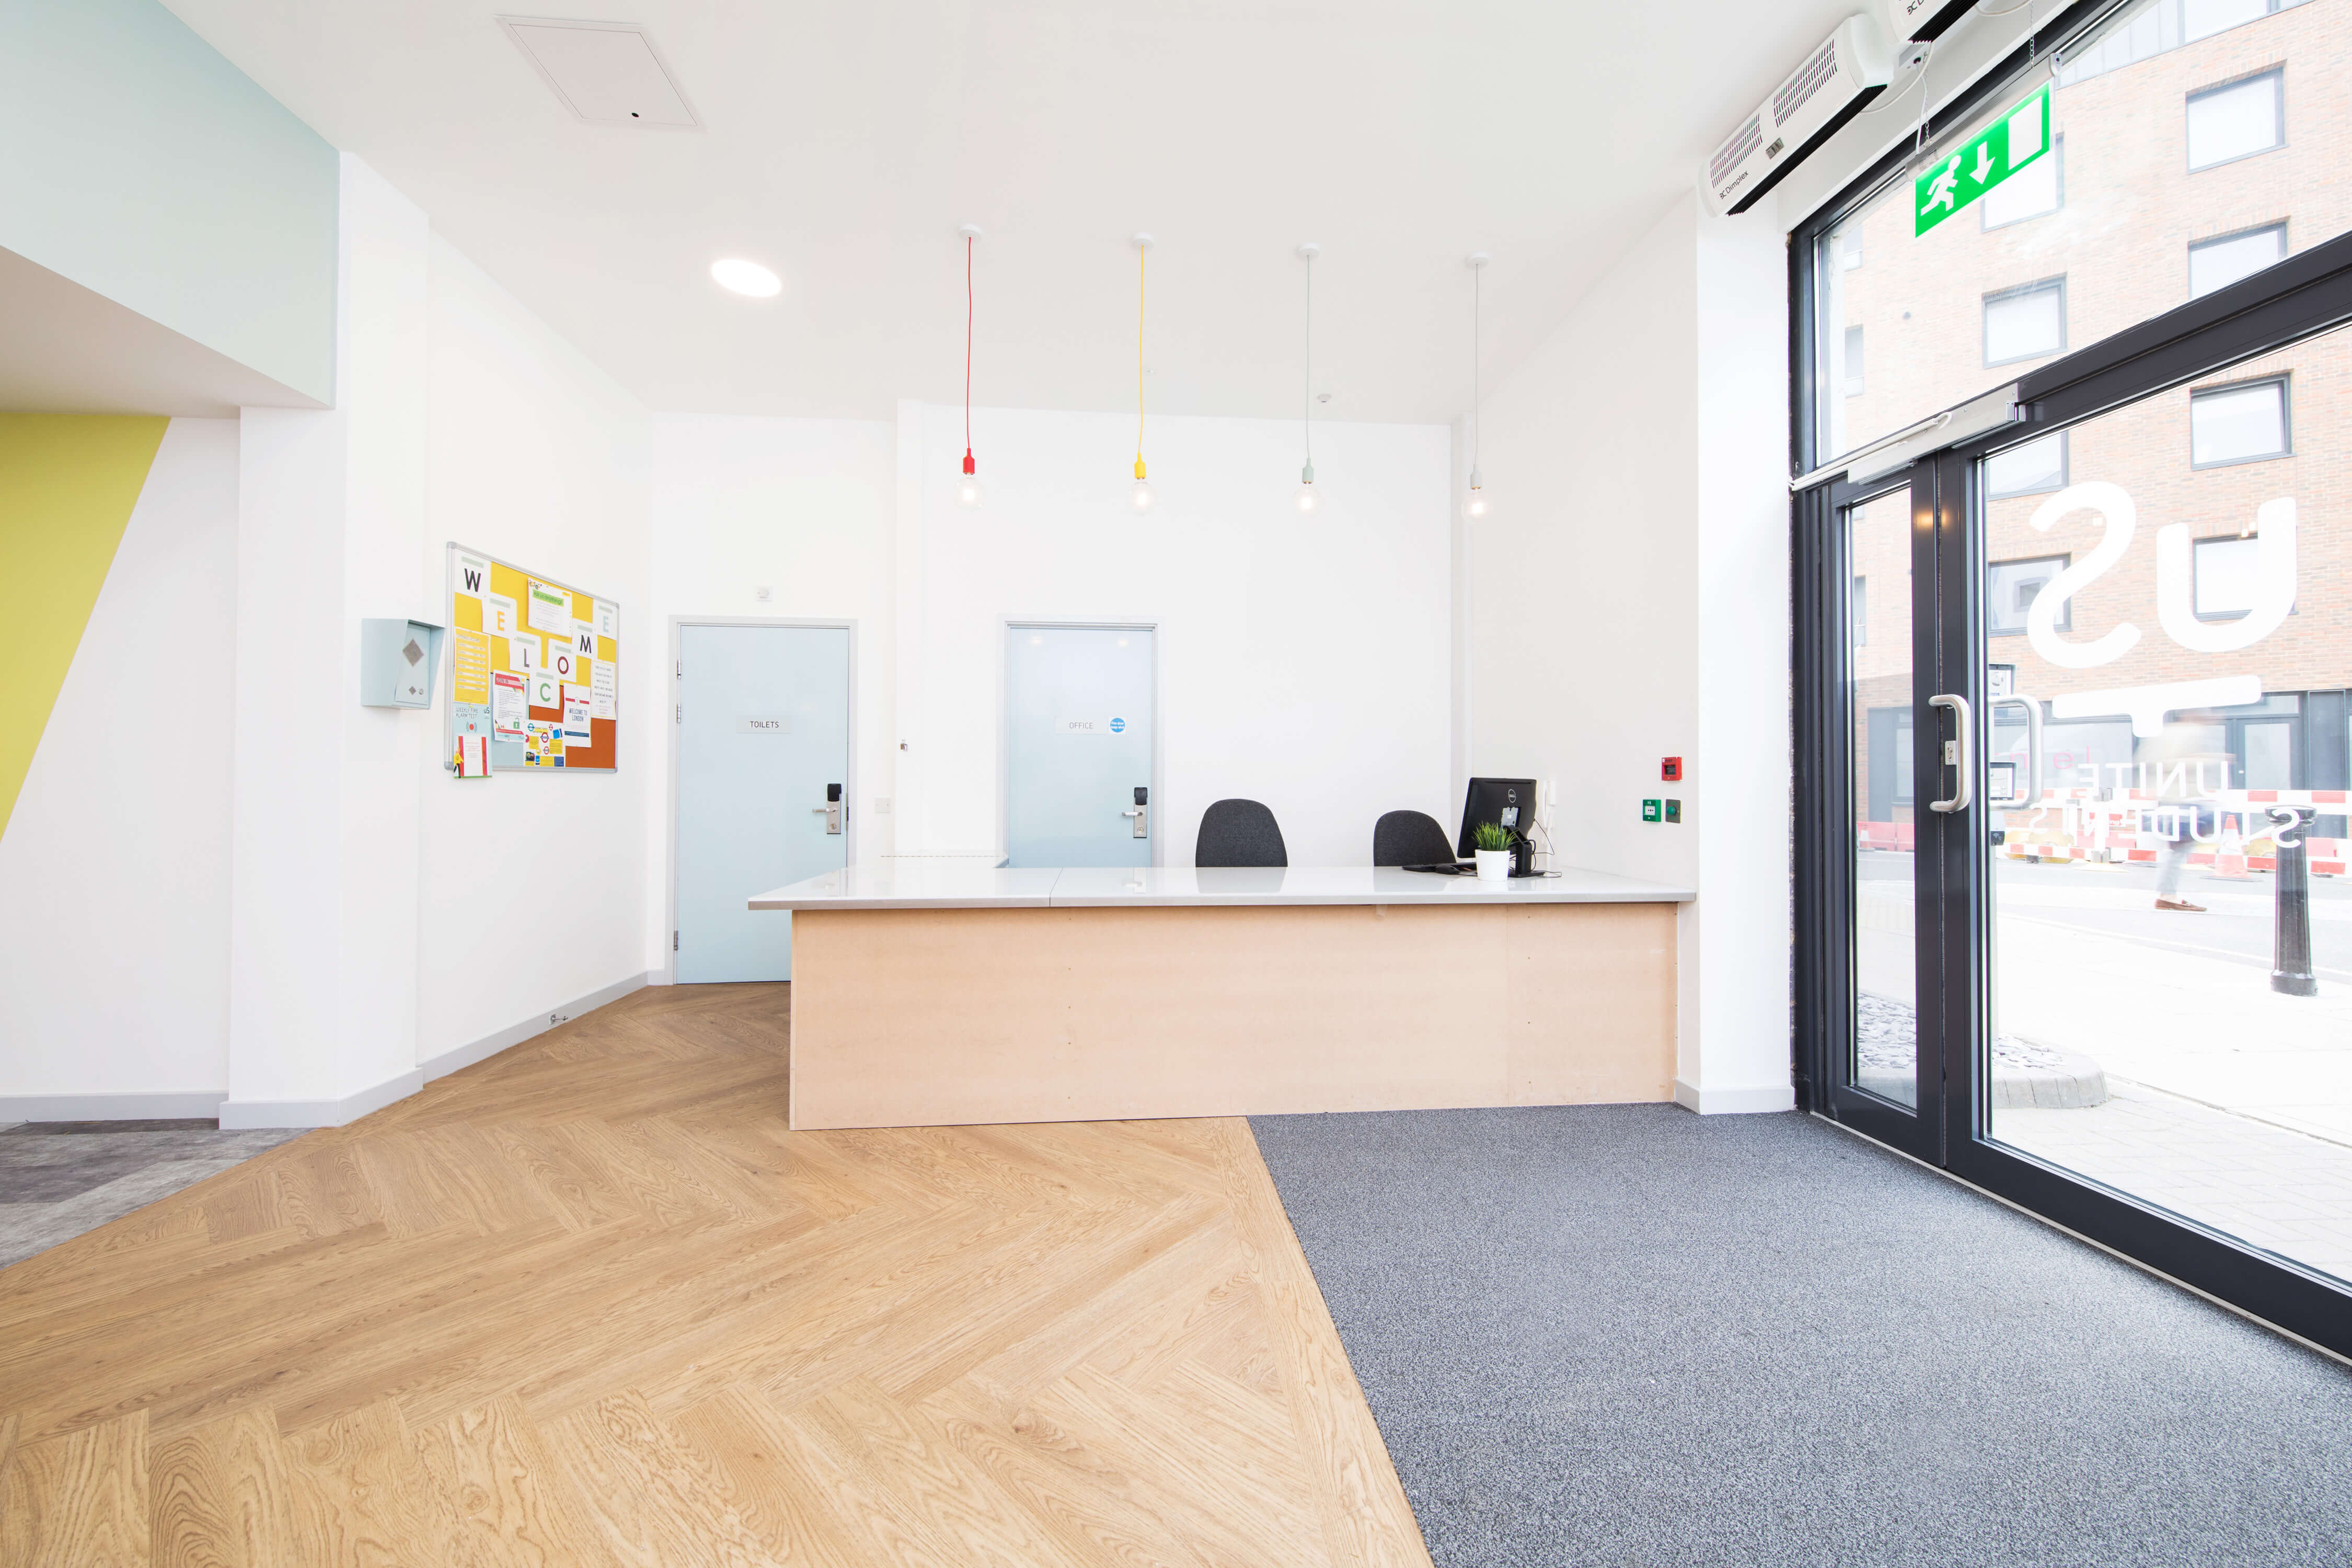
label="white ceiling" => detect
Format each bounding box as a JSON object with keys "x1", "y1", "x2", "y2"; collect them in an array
[{"x1": 163, "y1": 1, "x2": 1851, "y2": 424}]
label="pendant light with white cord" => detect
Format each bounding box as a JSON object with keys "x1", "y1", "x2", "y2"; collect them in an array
[
  {"x1": 1129, "y1": 233, "x2": 1155, "y2": 513},
  {"x1": 956, "y1": 224, "x2": 983, "y2": 509},
  {"x1": 1465, "y1": 251, "x2": 1490, "y2": 518},
  {"x1": 1294, "y1": 243, "x2": 1320, "y2": 513}
]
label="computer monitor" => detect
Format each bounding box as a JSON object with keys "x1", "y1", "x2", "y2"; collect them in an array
[{"x1": 1457, "y1": 777, "x2": 1539, "y2": 860}]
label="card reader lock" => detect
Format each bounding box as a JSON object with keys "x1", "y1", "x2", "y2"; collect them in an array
[
  {"x1": 1121, "y1": 786, "x2": 1149, "y2": 839},
  {"x1": 812, "y1": 782, "x2": 844, "y2": 835}
]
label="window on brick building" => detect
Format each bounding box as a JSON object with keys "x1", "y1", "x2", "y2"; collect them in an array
[
  {"x1": 2184, "y1": 0, "x2": 2313, "y2": 43},
  {"x1": 1843, "y1": 326, "x2": 1865, "y2": 397},
  {"x1": 1984, "y1": 279, "x2": 2067, "y2": 367},
  {"x1": 1984, "y1": 431, "x2": 2068, "y2": 498},
  {"x1": 1986, "y1": 555, "x2": 2070, "y2": 637},
  {"x1": 2187, "y1": 68, "x2": 2284, "y2": 171},
  {"x1": 2189, "y1": 222, "x2": 2288, "y2": 297},
  {"x1": 1852, "y1": 577, "x2": 1867, "y2": 646},
  {"x1": 1983, "y1": 135, "x2": 2063, "y2": 229},
  {"x1": 2194, "y1": 535, "x2": 2262, "y2": 617},
  {"x1": 2189, "y1": 375, "x2": 2289, "y2": 465}
]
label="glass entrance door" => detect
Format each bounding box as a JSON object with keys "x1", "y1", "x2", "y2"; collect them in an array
[
  {"x1": 1800, "y1": 320, "x2": 2352, "y2": 1358},
  {"x1": 1962, "y1": 335, "x2": 2352, "y2": 1294}
]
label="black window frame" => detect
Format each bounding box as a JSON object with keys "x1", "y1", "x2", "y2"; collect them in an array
[
  {"x1": 2187, "y1": 370, "x2": 2292, "y2": 467},
  {"x1": 1982, "y1": 275, "x2": 2069, "y2": 368},
  {"x1": 2185, "y1": 64, "x2": 2285, "y2": 173},
  {"x1": 1789, "y1": 0, "x2": 2352, "y2": 1362}
]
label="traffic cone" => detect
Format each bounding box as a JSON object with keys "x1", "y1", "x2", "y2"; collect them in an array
[{"x1": 2215, "y1": 814, "x2": 2252, "y2": 880}]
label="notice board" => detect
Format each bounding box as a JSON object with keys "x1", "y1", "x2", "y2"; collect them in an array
[{"x1": 444, "y1": 543, "x2": 620, "y2": 773}]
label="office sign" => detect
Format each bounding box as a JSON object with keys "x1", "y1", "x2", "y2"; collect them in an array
[
  {"x1": 1915, "y1": 83, "x2": 2049, "y2": 237},
  {"x1": 1056, "y1": 716, "x2": 1112, "y2": 736}
]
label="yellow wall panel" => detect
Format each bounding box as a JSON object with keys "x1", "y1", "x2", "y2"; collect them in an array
[{"x1": 0, "y1": 414, "x2": 169, "y2": 834}]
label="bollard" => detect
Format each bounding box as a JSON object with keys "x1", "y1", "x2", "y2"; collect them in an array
[{"x1": 2271, "y1": 806, "x2": 2318, "y2": 997}]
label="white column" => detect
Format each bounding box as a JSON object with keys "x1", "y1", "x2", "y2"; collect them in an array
[
  {"x1": 225, "y1": 154, "x2": 431, "y2": 1126},
  {"x1": 1678, "y1": 193, "x2": 1796, "y2": 1115}
]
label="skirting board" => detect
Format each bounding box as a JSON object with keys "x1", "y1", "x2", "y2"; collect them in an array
[
  {"x1": 217, "y1": 971, "x2": 655, "y2": 1129},
  {"x1": 1674, "y1": 1078, "x2": 1798, "y2": 1115},
  {"x1": 416, "y1": 970, "x2": 653, "y2": 1082},
  {"x1": 0, "y1": 1091, "x2": 229, "y2": 1124}
]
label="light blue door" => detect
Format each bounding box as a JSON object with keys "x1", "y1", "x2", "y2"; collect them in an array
[
  {"x1": 1005, "y1": 625, "x2": 1154, "y2": 868},
  {"x1": 675, "y1": 624, "x2": 849, "y2": 981}
]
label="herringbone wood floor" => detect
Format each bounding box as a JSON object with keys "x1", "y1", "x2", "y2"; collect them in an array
[{"x1": 0, "y1": 983, "x2": 1431, "y2": 1567}]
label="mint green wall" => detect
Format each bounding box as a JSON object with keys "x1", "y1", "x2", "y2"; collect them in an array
[{"x1": 0, "y1": 0, "x2": 337, "y2": 405}]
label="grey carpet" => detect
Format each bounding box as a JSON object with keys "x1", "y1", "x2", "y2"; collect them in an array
[
  {"x1": 1250, "y1": 1105, "x2": 2352, "y2": 1568},
  {"x1": 0, "y1": 1120, "x2": 308, "y2": 1268}
]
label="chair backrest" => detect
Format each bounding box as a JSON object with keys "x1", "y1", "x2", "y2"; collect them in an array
[
  {"x1": 1195, "y1": 798, "x2": 1288, "y2": 868},
  {"x1": 1373, "y1": 809, "x2": 1455, "y2": 866}
]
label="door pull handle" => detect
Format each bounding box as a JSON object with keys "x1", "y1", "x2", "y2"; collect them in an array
[
  {"x1": 1987, "y1": 693, "x2": 2044, "y2": 809},
  {"x1": 1928, "y1": 693, "x2": 1972, "y2": 814}
]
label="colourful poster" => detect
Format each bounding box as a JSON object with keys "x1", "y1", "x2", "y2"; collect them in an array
[
  {"x1": 523, "y1": 720, "x2": 564, "y2": 767},
  {"x1": 526, "y1": 579, "x2": 572, "y2": 634},
  {"x1": 452, "y1": 626, "x2": 491, "y2": 704},
  {"x1": 590, "y1": 657, "x2": 617, "y2": 720},
  {"x1": 492, "y1": 669, "x2": 528, "y2": 739},
  {"x1": 562, "y1": 685, "x2": 593, "y2": 746}
]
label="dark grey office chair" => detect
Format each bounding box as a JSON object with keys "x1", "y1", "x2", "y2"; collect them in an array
[
  {"x1": 1373, "y1": 809, "x2": 1455, "y2": 866},
  {"x1": 1196, "y1": 799, "x2": 1287, "y2": 867}
]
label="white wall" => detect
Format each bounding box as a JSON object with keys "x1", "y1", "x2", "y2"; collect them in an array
[
  {"x1": 1466, "y1": 191, "x2": 1794, "y2": 1113},
  {"x1": 228, "y1": 154, "x2": 431, "y2": 1123},
  {"x1": 644, "y1": 414, "x2": 895, "y2": 973},
  {"x1": 897, "y1": 402, "x2": 1455, "y2": 867},
  {"x1": 0, "y1": 418, "x2": 239, "y2": 1115},
  {"x1": 418, "y1": 235, "x2": 652, "y2": 1063}
]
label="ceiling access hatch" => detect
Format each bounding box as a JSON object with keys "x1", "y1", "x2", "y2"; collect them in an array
[{"x1": 498, "y1": 17, "x2": 700, "y2": 128}]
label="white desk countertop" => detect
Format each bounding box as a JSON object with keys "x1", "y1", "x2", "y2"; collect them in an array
[{"x1": 748, "y1": 863, "x2": 1694, "y2": 911}]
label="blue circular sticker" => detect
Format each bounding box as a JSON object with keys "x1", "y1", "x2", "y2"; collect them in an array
[{"x1": 1109, "y1": 716, "x2": 1126, "y2": 733}]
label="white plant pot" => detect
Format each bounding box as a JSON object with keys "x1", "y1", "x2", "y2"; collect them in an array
[{"x1": 1474, "y1": 848, "x2": 1511, "y2": 882}]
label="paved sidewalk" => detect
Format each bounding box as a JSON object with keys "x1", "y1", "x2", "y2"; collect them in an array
[{"x1": 1999, "y1": 1078, "x2": 2352, "y2": 1285}]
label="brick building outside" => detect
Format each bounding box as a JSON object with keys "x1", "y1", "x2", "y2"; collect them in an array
[{"x1": 1825, "y1": 0, "x2": 2348, "y2": 843}]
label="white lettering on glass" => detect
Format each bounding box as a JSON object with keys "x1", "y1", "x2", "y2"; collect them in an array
[
  {"x1": 2155, "y1": 497, "x2": 2297, "y2": 653},
  {"x1": 2026, "y1": 482, "x2": 2140, "y2": 669}
]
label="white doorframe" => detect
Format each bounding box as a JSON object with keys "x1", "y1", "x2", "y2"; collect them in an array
[
  {"x1": 997, "y1": 617, "x2": 1163, "y2": 868},
  {"x1": 663, "y1": 616, "x2": 857, "y2": 984}
]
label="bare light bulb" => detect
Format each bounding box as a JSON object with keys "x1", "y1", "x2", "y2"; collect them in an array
[
  {"x1": 1465, "y1": 466, "x2": 1489, "y2": 518},
  {"x1": 957, "y1": 450, "x2": 981, "y2": 509},
  {"x1": 1294, "y1": 461, "x2": 1318, "y2": 514},
  {"x1": 1130, "y1": 478, "x2": 1155, "y2": 513}
]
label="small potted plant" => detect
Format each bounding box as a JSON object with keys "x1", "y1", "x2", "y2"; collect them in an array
[{"x1": 1472, "y1": 821, "x2": 1513, "y2": 882}]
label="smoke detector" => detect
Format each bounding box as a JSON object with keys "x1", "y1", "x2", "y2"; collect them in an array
[{"x1": 498, "y1": 17, "x2": 700, "y2": 128}]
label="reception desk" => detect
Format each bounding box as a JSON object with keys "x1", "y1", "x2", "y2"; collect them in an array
[{"x1": 749, "y1": 864, "x2": 1693, "y2": 1131}]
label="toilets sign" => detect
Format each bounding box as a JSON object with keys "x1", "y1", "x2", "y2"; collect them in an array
[{"x1": 1916, "y1": 84, "x2": 2050, "y2": 237}]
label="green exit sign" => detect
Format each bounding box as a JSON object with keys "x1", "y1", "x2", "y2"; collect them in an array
[{"x1": 1915, "y1": 83, "x2": 2051, "y2": 237}]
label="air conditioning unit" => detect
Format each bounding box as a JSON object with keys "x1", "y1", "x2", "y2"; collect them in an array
[
  {"x1": 1703, "y1": 14, "x2": 1893, "y2": 218},
  {"x1": 1881, "y1": 0, "x2": 1975, "y2": 42}
]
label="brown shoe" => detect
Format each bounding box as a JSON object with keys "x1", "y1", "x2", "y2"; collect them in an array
[{"x1": 2155, "y1": 897, "x2": 2207, "y2": 912}]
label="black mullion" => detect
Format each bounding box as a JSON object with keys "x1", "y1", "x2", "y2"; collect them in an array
[{"x1": 1930, "y1": 448, "x2": 1980, "y2": 1171}]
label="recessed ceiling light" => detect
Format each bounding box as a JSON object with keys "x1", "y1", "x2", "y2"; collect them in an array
[{"x1": 710, "y1": 258, "x2": 781, "y2": 298}]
